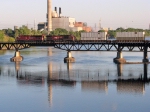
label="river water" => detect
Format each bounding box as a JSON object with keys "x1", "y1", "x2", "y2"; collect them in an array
[{"x1": 0, "y1": 46, "x2": 150, "y2": 112}]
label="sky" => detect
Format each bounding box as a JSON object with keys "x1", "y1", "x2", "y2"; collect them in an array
[{"x1": 0, "y1": 0, "x2": 150, "y2": 30}]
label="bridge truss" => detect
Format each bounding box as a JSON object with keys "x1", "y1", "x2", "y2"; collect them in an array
[
  {"x1": 0, "y1": 43, "x2": 30, "y2": 50},
  {"x1": 54, "y1": 41, "x2": 150, "y2": 52}
]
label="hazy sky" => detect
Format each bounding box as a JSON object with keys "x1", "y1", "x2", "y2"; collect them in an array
[{"x1": 0, "y1": 0, "x2": 150, "y2": 30}]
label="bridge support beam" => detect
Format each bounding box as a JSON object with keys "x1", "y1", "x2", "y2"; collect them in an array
[
  {"x1": 64, "y1": 51, "x2": 75, "y2": 63},
  {"x1": 10, "y1": 50, "x2": 23, "y2": 62},
  {"x1": 114, "y1": 51, "x2": 126, "y2": 64},
  {"x1": 143, "y1": 46, "x2": 149, "y2": 63}
]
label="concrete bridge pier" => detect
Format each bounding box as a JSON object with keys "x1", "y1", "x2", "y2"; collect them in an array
[
  {"x1": 64, "y1": 51, "x2": 75, "y2": 63},
  {"x1": 114, "y1": 51, "x2": 126, "y2": 64},
  {"x1": 10, "y1": 50, "x2": 23, "y2": 62},
  {"x1": 143, "y1": 47, "x2": 149, "y2": 63}
]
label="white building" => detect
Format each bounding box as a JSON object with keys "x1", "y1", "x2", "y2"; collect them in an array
[{"x1": 52, "y1": 17, "x2": 76, "y2": 31}]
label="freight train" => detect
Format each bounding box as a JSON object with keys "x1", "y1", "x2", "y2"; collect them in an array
[
  {"x1": 16, "y1": 32, "x2": 146, "y2": 42},
  {"x1": 16, "y1": 35, "x2": 76, "y2": 42}
]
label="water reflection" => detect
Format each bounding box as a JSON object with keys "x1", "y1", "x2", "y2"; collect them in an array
[
  {"x1": 117, "y1": 64, "x2": 123, "y2": 76},
  {"x1": 143, "y1": 64, "x2": 148, "y2": 81},
  {"x1": 1, "y1": 61, "x2": 150, "y2": 108},
  {"x1": 117, "y1": 80, "x2": 145, "y2": 94},
  {"x1": 15, "y1": 61, "x2": 20, "y2": 77},
  {"x1": 14, "y1": 62, "x2": 45, "y2": 85},
  {"x1": 1, "y1": 62, "x2": 149, "y2": 88},
  {"x1": 81, "y1": 81, "x2": 108, "y2": 93},
  {"x1": 47, "y1": 47, "x2": 53, "y2": 56},
  {"x1": 13, "y1": 62, "x2": 150, "y2": 91}
]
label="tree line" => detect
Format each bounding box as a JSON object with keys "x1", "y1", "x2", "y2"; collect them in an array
[
  {"x1": 0, "y1": 26, "x2": 85, "y2": 42},
  {"x1": 0, "y1": 26, "x2": 150, "y2": 42}
]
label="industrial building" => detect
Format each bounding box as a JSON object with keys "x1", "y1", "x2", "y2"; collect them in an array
[{"x1": 38, "y1": 0, "x2": 91, "y2": 32}]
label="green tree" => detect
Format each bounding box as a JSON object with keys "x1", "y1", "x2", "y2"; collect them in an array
[
  {"x1": 145, "y1": 30, "x2": 150, "y2": 36},
  {"x1": 14, "y1": 29, "x2": 19, "y2": 39},
  {"x1": 98, "y1": 30, "x2": 105, "y2": 32},
  {"x1": 0, "y1": 30, "x2": 5, "y2": 41},
  {"x1": 19, "y1": 26, "x2": 31, "y2": 35},
  {"x1": 116, "y1": 27, "x2": 125, "y2": 32},
  {"x1": 50, "y1": 28, "x2": 69, "y2": 35},
  {"x1": 6, "y1": 28, "x2": 14, "y2": 37},
  {"x1": 107, "y1": 30, "x2": 116, "y2": 38}
]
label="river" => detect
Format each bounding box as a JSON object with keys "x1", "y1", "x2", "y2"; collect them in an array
[{"x1": 0, "y1": 47, "x2": 150, "y2": 112}]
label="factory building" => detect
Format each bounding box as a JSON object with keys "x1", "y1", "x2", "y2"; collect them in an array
[
  {"x1": 52, "y1": 17, "x2": 75, "y2": 31},
  {"x1": 38, "y1": 16, "x2": 91, "y2": 32},
  {"x1": 38, "y1": 0, "x2": 91, "y2": 32},
  {"x1": 74, "y1": 22, "x2": 92, "y2": 32},
  {"x1": 38, "y1": 22, "x2": 47, "y2": 31}
]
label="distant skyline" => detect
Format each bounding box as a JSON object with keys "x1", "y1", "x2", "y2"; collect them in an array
[{"x1": 0, "y1": 0, "x2": 150, "y2": 30}]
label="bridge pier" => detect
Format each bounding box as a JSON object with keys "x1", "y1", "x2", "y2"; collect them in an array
[
  {"x1": 64, "y1": 51, "x2": 75, "y2": 63},
  {"x1": 114, "y1": 51, "x2": 126, "y2": 64},
  {"x1": 10, "y1": 50, "x2": 23, "y2": 62},
  {"x1": 143, "y1": 46, "x2": 149, "y2": 63}
]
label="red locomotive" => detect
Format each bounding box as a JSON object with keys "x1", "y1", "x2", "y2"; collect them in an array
[
  {"x1": 16, "y1": 35, "x2": 76, "y2": 42},
  {"x1": 16, "y1": 35, "x2": 45, "y2": 42},
  {"x1": 46, "y1": 35, "x2": 76, "y2": 42}
]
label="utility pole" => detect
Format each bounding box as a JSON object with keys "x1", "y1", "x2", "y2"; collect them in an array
[
  {"x1": 99, "y1": 19, "x2": 101, "y2": 31},
  {"x1": 95, "y1": 23, "x2": 96, "y2": 32},
  {"x1": 34, "y1": 19, "x2": 36, "y2": 30},
  {"x1": 34, "y1": 19, "x2": 36, "y2": 34}
]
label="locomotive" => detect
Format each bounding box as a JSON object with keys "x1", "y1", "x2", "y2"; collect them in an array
[
  {"x1": 16, "y1": 35, "x2": 45, "y2": 42},
  {"x1": 46, "y1": 35, "x2": 76, "y2": 42},
  {"x1": 16, "y1": 35, "x2": 76, "y2": 42}
]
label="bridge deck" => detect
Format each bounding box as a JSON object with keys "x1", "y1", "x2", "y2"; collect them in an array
[{"x1": 0, "y1": 40, "x2": 150, "y2": 51}]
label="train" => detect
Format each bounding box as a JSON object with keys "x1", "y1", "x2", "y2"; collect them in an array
[
  {"x1": 16, "y1": 35, "x2": 45, "y2": 42},
  {"x1": 16, "y1": 35, "x2": 76, "y2": 42},
  {"x1": 16, "y1": 32, "x2": 146, "y2": 42}
]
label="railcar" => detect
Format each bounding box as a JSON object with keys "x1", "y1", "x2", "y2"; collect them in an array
[
  {"x1": 16, "y1": 35, "x2": 44, "y2": 42},
  {"x1": 81, "y1": 32, "x2": 108, "y2": 40},
  {"x1": 116, "y1": 32, "x2": 145, "y2": 40},
  {"x1": 46, "y1": 35, "x2": 76, "y2": 42}
]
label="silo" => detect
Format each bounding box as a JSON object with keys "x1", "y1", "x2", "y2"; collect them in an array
[{"x1": 47, "y1": 0, "x2": 52, "y2": 32}]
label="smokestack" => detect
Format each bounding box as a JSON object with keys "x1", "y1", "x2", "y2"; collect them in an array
[
  {"x1": 47, "y1": 0, "x2": 52, "y2": 33},
  {"x1": 55, "y1": 7, "x2": 57, "y2": 13},
  {"x1": 59, "y1": 7, "x2": 61, "y2": 17}
]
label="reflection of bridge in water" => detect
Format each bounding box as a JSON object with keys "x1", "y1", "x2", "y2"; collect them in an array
[
  {"x1": 47, "y1": 62, "x2": 149, "y2": 82},
  {"x1": 48, "y1": 62, "x2": 148, "y2": 94},
  {"x1": 0, "y1": 61, "x2": 150, "y2": 106}
]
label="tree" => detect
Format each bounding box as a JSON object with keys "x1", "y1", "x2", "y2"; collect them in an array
[
  {"x1": 50, "y1": 28, "x2": 69, "y2": 35},
  {"x1": 14, "y1": 29, "x2": 19, "y2": 38},
  {"x1": 107, "y1": 30, "x2": 116, "y2": 38},
  {"x1": 0, "y1": 30, "x2": 5, "y2": 41},
  {"x1": 116, "y1": 27, "x2": 125, "y2": 32},
  {"x1": 19, "y1": 26, "x2": 31, "y2": 35},
  {"x1": 98, "y1": 30, "x2": 105, "y2": 32}
]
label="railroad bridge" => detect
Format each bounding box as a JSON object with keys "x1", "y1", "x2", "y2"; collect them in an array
[{"x1": 0, "y1": 40, "x2": 150, "y2": 63}]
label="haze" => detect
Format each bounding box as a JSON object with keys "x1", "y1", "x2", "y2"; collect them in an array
[{"x1": 0, "y1": 0, "x2": 150, "y2": 30}]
